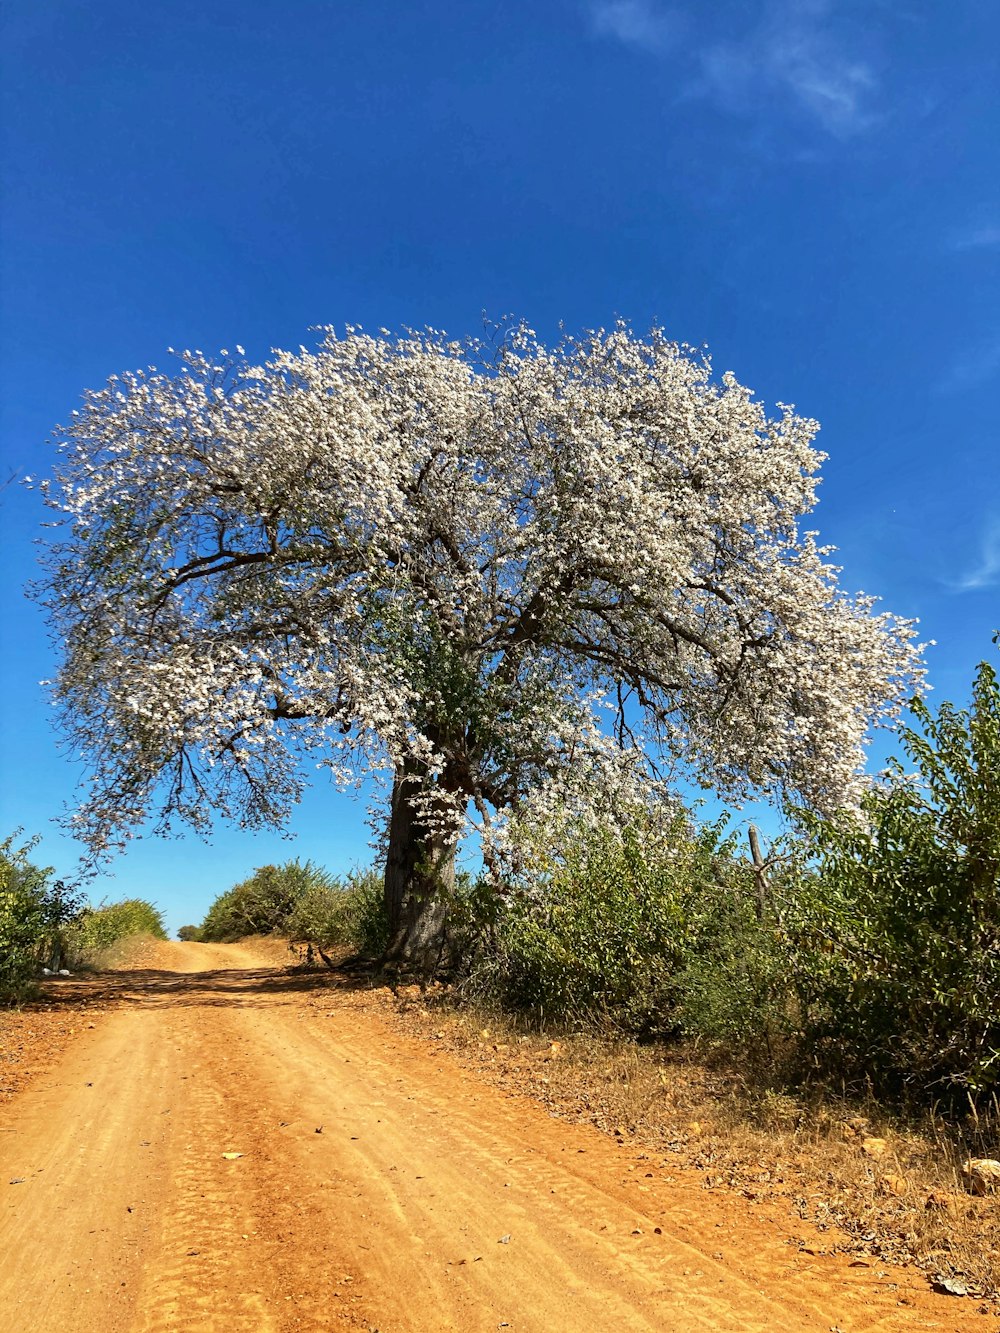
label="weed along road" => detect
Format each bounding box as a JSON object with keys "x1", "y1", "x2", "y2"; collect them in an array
[{"x1": 0, "y1": 942, "x2": 982, "y2": 1333}]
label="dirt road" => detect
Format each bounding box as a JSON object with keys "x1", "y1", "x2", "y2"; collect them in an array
[{"x1": 0, "y1": 942, "x2": 982, "y2": 1332}]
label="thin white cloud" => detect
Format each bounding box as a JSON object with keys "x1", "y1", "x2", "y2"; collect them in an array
[
  {"x1": 588, "y1": 0, "x2": 880, "y2": 137},
  {"x1": 761, "y1": 13, "x2": 877, "y2": 135},
  {"x1": 951, "y1": 523, "x2": 1000, "y2": 593},
  {"x1": 951, "y1": 224, "x2": 1000, "y2": 252},
  {"x1": 940, "y1": 338, "x2": 1000, "y2": 392},
  {"x1": 590, "y1": 0, "x2": 679, "y2": 53}
]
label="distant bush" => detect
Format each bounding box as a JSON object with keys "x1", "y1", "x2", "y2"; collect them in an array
[
  {"x1": 64, "y1": 897, "x2": 167, "y2": 962},
  {"x1": 200, "y1": 861, "x2": 321, "y2": 941},
  {"x1": 177, "y1": 924, "x2": 202, "y2": 942},
  {"x1": 199, "y1": 859, "x2": 389, "y2": 957},
  {"x1": 0, "y1": 833, "x2": 82, "y2": 999},
  {"x1": 286, "y1": 868, "x2": 389, "y2": 958}
]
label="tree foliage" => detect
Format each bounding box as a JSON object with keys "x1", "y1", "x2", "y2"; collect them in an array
[
  {"x1": 36, "y1": 323, "x2": 922, "y2": 959},
  {"x1": 789, "y1": 660, "x2": 1000, "y2": 1100},
  {"x1": 0, "y1": 834, "x2": 81, "y2": 998}
]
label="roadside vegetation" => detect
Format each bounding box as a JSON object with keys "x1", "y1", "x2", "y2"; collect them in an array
[
  {"x1": 63, "y1": 898, "x2": 167, "y2": 963},
  {"x1": 0, "y1": 836, "x2": 166, "y2": 1000},
  {"x1": 470, "y1": 664, "x2": 1000, "y2": 1112},
  {"x1": 197, "y1": 859, "x2": 388, "y2": 960},
  {"x1": 0, "y1": 834, "x2": 81, "y2": 999}
]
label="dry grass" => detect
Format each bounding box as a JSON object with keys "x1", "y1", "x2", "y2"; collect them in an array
[
  {"x1": 228, "y1": 934, "x2": 304, "y2": 966},
  {"x1": 389, "y1": 985, "x2": 1000, "y2": 1305}
]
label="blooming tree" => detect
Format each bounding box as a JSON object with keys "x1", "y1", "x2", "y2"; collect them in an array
[{"x1": 36, "y1": 323, "x2": 922, "y2": 965}]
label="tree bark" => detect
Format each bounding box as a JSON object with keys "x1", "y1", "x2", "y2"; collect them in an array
[
  {"x1": 747, "y1": 824, "x2": 770, "y2": 922},
  {"x1": 382, "y1": 767, "x2": 457, "y2": 973}
]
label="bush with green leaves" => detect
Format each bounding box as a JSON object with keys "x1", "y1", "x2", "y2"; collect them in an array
[
  {"x1": 672, "y1": 868, "x2": 796, "y2": 1059},
  {"x1": 788, "y1": 660, "x2": 1000, "y2": 1102},
  {"x1": 286, "y1": 868, "x2": 389, "y2": 958},
  {"x1": 474, "y1": 809, "x2": 769, "y2": 1038},
  {"x1": 0, "y1": 834, "x2": 82, "y2": 998},
  {"x1": 200, "y1": 861, "x2": 323, "y2": 941},
  {"x1": 177, "y1": 924, "x2": 202, "y2": 941},
  {"x1": 199, "y1": 859, "x2": 389, "y2": 956},
  {"x1": 65, "y1": 897, "x2": 167, "y2": 960},
  {"x1": 461, "y1": 660, "x2": 1000, "y2": 1106}
]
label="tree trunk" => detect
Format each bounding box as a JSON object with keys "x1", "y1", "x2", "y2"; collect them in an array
[
  {"x1": 747, "y1": 824, "x2": 770, "y2": 922},
  {"x1": 382, "y1": 767, "x2": 457, "y2": 973}
]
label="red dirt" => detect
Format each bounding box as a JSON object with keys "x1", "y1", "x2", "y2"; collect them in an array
[{"x1": 0, "y1": 941, "x2": 986, "y2": 1331}]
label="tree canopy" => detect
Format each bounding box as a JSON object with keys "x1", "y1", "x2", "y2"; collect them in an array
[{"x1": 36, "y1": 322, "x2": 922, "y2": 961}]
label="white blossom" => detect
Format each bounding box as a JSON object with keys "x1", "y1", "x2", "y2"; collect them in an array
[{"x1": 34, "y1": 322, "x2": 923, "y2": 864}]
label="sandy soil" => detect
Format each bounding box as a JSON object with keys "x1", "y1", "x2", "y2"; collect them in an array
[{"x1": 0, "y1": 941, "x2": 986, "y2": 1332}]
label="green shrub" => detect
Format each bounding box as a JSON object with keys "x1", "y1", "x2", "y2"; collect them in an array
[
  {"x1": 673, "y1": 862, "x2": 797, "y2": 1057},
  {"x1": 0, "y1": 834, "x2": 82, "y2": 999},
  {"x1": 284, "y1": 880, "x2": 344, "y2": 949},
  {"x1": 198, "y1": 887, "x2": 241, "y2": 942},
  {"x1": 286, "y1": 868, "x2": 389, "y2": 958},
  {"x1": 347, "y1": 867, "x2": 392, "y2": 957},
  {"x1": 177, "y1": 924, "x2": 202, "y2": 941},
  {"x1": 787, "y1": 660, "x2": 1000, "y2": 1102},
  {"x1": 460, "y1": 660, "x2": 1000, "y2": 1107},
  {"x1": 199, "y1": 859, "x2": 389, "y2": 955},
  {"x1": 64, "y1": 897, "x2": 167, "y2": 962},
  {"x1": 474, "y1": 811, "x2": 764, "y2": 1038},
  {"x1": 200, "y1": 861, "x2": 323, "y2": 941}
]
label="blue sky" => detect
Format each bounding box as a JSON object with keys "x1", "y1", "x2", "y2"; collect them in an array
[{"x1": 1, "y1": 0, "x2": 998, "y2": 934}]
